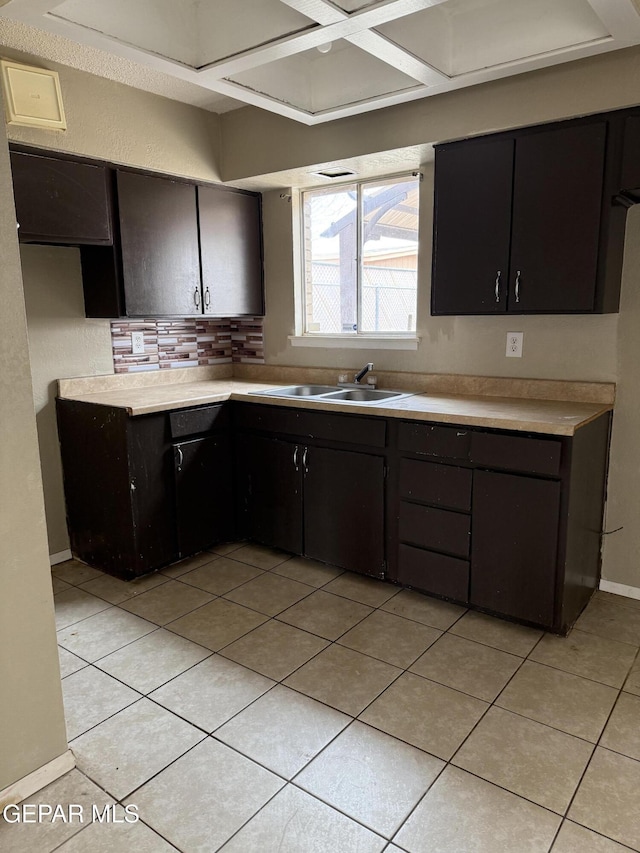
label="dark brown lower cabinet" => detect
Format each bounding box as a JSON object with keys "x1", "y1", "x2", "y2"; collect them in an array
[
  {"x1": 57, "y1": 400, "x2": 233, "y2": 578},
  {"x1": 174, "y1": 435, "x2": 234, "y2": 558},
  {"x1": 57, "y1": 401, "x2": 176, "y2": 578},
  {"x1": 304, "y1": 446, "x2": 385, "y2": 576},
  {"x1": 235, "y1": 412, "x2": 386, "y2": 576},
  {"x1": 398, "y1": 544, "x2": 469, "y2": 602},
  {"x1": 470, "y1": 470, "x2": 561, "y2": 626},
  {"x1": 391, "y1": 414, "x2": 610, "y2": 632},
  {"x1": 236, "y1": 433, "x2": 303, "y2": 554},
  {"x1": 58, "y1": 398, "x2": 609, "y2": 632}
]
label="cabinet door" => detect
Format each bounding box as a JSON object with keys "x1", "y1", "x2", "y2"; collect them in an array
[
  {"x1": 198, "y1": 185, "x2": 264, "y2": 316},
  {"x1": 11, "y1": 151, "x2": 112, "y2": 245},
  {"x1": 236, "y1": 433, "x2": 303, "y2": 554},
  {"x1": 303, "y1": 447, "x2": 385, "y2": 576},
  {"x1": 470, "y1": 470, "x2": 560, "y2": 627},
  {"x1": 620, "y1": 115, "x2": 640, "y2": 192},
  {"x1": 432, "y1": 138, "x2": 513, "y2": 315},
  {"x1": 509, "y1": 123, "x2": 606, "y2": 312},
  {"x1": 174, "y1": 435, "x2": 234, "y2": 558},
  {"x1": 117, "y1": 171, "x2": 201, "y2": 316}
]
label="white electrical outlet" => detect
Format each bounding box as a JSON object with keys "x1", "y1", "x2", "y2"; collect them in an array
[
  {"x1": 131, "y1": 331, "x2": 145, "y2": 355},
  {"x1": 506, "y1": 331, "x2": 523, "y2": 358}
]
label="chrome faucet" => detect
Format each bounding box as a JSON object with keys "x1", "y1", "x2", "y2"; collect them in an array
[
  {"x1": 339, "y1": 362, "x2": 376, "y2": 389},
  {"x1": 354, "y1": 362, "x2": 374, "y2": 384}
]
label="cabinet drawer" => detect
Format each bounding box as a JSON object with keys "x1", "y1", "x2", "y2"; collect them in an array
[
  {"x1": 399, "y1": 458, "x2": 471, "y2": 511},
  {"x1": 234, "y1": 404, "x2": 386, "y2": 447},
  {"x1": 399, "y1": 501, "x2": 470, "y2": 558},
  {"x1": 169, "y1": 404, "x2": 229, "y2": 439},
  {"x1": 234, "y1": 403, "x2": 300, "y2": 436},
  {"x1": 398, "y1": 544, "x2": 469, "y2": 602},
  {"x1": 398, "y1": 422, "x2": 470, "y2": 459},
  {"x1": 471, "y1": 431, "x2": 562, "y2": 476}
]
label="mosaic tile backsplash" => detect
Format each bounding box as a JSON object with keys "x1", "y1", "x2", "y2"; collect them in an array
[{"x1": 111, "y1": 317, "x2": 264, "y2": 373}]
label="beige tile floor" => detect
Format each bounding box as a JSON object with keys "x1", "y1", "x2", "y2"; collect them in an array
[{"x1": 2, "y1": 545, "x2": 640, "y2": 852}]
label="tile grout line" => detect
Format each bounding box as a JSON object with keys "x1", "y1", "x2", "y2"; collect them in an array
[
  {"x1": 52, "y1": 549, "x2": 640, "y2": 851},
  {"x1": 560, "y1": 686, "x2": 640, "y2": 831}
]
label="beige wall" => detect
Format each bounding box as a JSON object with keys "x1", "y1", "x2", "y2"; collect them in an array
[
  {"x1": 602, "y1": 207, "x2": 640, "y2": 588},
  {"x1": 8, "y1": 62, "x2": 226, "y2": 559},
  {"x1": 221, "y1": 45, "x2": 640, "y2": 181},
  {"x1": 21, "y1": 246, "x2": 113, "y2": 556},
  {"x1": 254, "y1": 51, "x2": 640, "y2": 589},
  {"x1": 0, "y1": 121, "x2": 67, "y2": 792},
  {"x1": 262, "y1": 170, "x2": 619, "y2": 380},
  {"x1": 5, "y1": 47, "x2": 640, "y2": 592},
  {"x1": 6, "y1": 57, "x2": 222, "y2": 182}
]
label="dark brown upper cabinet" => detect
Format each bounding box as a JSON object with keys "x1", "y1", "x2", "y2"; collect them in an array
[
  {"x1": 432, "y1": 119, "x2": 622, "y2": 315},
  {"x1": 82, "y1": 171, "x2": 265, "y2": 319},
  {"x1": 430, "y1": 137, "x2": 514, "y2": 315},
  {"x1": 619, "y1": 115, "x2": 640, "y2": 198},
  {"x1": 9, "y1": 145, "x2": 264, "y2": 319},
  {"x1": 199, "y1": 185, "x2": 264, "y2": 316},
  {"x1": 10, "y1": 151, "x2": 112, "y2": 246},
  {"x1": 117, "y1": 170, "x2": 202, "y2": 316}
]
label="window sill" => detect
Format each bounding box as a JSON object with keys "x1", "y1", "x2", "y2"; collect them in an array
[{"x1": 288, "y1": 335, "x2": 420, "y2": 350}]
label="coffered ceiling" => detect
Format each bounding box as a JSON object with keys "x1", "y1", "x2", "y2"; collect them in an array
[{"x1": 1, "y1": 0, "x2": 640, "y2": 124}]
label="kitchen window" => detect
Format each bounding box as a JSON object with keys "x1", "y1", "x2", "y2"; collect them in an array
[{"x1": 293, "y1": 174, "x2": 420, "y2": 348}]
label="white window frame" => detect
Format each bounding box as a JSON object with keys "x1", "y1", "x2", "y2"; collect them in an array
[{"x1": 290, "y1": 173, "x2": 421, "y2": 350}]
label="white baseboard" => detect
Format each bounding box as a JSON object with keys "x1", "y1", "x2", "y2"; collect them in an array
[
  {"x1": 0, "y1": 750, "x2": 75, "y2": 810},
  {"x1": 599, "y1": 579, "x2": 640, "y2": 601},
  {"x1": 50, "y1": 550, "x2": 72, "y2": 566}
]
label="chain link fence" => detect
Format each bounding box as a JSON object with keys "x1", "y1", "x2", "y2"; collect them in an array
[{"x1": 308, "y1": 263, "x2": 417, "y2": 333}]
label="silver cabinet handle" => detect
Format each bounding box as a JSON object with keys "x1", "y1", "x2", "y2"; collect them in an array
[
  {"x1": 495, "y1": 271, "x2": 501, "y2": 303},
  {"x1": 293, "y1": 445, "x2": 299, "y2": 471},
  {"x1": 194, "y1": 288, "x2": 201, "y2": 308},
  {"x1": 204, "y1": 287, "x2": 211, "y2": 308},
  {"x1": 515, "y1": 270, "x2": 521, "y2": 304},
  {"x1": 456, "y1": 431, "x2": 467, "y2": 437},
  {"x1": 176, "y1": 445, "x2": 183, "y2": 471},
  {"x1": 302, "y1": 446, "x2": 308, "y2": 473}
]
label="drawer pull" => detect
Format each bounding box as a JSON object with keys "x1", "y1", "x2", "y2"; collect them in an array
[
  {"x1": 495, "y1": 270, "x2": 501, "y2": 303},
  {"x1": 456, "y1": 431, "x2": 467, "y2": 437}
]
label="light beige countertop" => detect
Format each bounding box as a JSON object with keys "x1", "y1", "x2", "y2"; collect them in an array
[{"x1": 58, "y1": 377, "x2": 612, "y2": 435}]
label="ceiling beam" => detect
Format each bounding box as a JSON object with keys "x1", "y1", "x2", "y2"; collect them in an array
[
  {"x1": 197, "y1": 0, "x2": 449, "y2": 81},
  {"x1": 281, "y1": 0, "x2": 448, "y2": 83},
  {"x1": 347, "y1": 30, "x2": 448, "y2": 84}
]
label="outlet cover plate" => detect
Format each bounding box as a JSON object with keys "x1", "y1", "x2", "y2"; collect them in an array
[
  {"x1": 506, "y1": 331, "x2": 523, "y2": 358},
  {"x1": 131, "y1": 332, "x2": 145, "y2": 355}
]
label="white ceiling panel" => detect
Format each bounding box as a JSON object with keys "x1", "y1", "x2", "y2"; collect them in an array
[
  {"x1": 1, "y1": 0, "x2": 640, "y2": 123},
  {"x1": 228, "y1": 39, "x2": 419, "y2": 114},
  {"x1": 377, "y1": 0, "x2": 610, "y2": 77},
  {"x1": 51, "y1": 0, "x2": 200, "y2": 66},
  {"x1": 51, "y1": 0, "x2": 316, "y2": 69},
  {"x1": 192, "y1": 0, "x2": 316, "y2": 67}
]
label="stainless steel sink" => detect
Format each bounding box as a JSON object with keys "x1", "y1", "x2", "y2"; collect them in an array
[
  {"x1": 252, "y1": 384, "x2": 340, "y2": 397},
  {"x1": 249, "y1": 385, "x2": 412, "y2": 404},
  {"x1": 323, "y1": 388, "x2": 406, "y2": 402}
]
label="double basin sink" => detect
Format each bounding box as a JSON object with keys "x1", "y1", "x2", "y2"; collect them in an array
[{"x1": 250, "y1": 384, "x2": 412, "y2": 405}]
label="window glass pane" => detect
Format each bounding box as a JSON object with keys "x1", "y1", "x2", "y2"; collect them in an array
[
  {"x1": 303, "y1": 185, "x2": 357, "y2": 334},
  {"x1": 360, "y1": 177, "x2": 419, "y2": 333}
]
